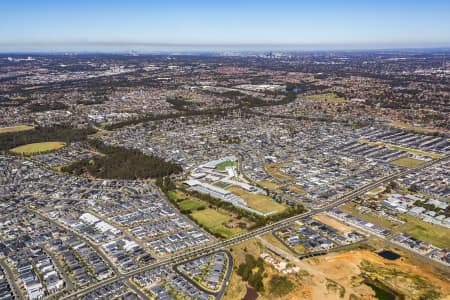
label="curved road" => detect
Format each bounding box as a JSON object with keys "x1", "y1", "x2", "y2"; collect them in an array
[
  {"x1": 172, "y1": 250, "x2": 233, "y2": 300},
  {"x1": 61, "y1": 155, "x2": 448, "y2": 299}
]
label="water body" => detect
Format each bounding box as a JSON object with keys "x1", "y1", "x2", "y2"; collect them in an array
[
  {"x1": 377, "y1": 250, "x2": 400, "y2": 260},
  {"x1": 242, "y1": 286, "x2": 258, "y2": 300},
  {"x1": 366, "y1": 281, "x2": 397, "y2": 300}
]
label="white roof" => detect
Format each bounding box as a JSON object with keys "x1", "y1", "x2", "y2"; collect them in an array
[
  {"x1": 410, "y1": 206, "x2": 426, "y2": 214},
  {"x1": 80, "y1": 213, "x2": 100, "y2": 225}
]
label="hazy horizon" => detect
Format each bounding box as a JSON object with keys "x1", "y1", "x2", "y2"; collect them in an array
[
  {"x1": 1, "y1": 42, "x2": 450, "y2": 54},
  {"x1": 2, "y1": 0, "x2": 450, "y2": 52}
]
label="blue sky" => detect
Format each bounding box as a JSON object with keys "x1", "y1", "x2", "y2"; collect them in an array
[{"x1": 1, "y1": 0, "x2": 450, "y2": 51}]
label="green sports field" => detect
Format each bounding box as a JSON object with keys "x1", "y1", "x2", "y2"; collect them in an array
[
  {"x1": 10, "y1": 141, "x2": 66, "y2": 155},
  {"x1": 390, "y1": 157, "x2": 426, "y2": 168},
  {"x1": 215, "y1": 160, "x2": 237, "y2": 171},
  {"x1": 178, "y1": 199, "x2": 205, "y2": 212},
  {"x1": 191, "y1": 208, "x2": 245, "y2": 239},
  {"x1": 0, "y1": 125, "x2": 33, "y2": 134}
]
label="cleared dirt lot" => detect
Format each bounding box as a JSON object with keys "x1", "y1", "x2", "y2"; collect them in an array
[
  {"x1": 313, "y1": 214, "x2": 356, "y2": 234},
  {"x1": 300, "y1": 249, "x2": 450, "y2": 300},
  {"x1": 225, "y1": 234, "x2": 450, "y2": 300}
]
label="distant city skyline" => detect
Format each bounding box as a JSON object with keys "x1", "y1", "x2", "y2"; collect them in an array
[{"x1": 1, "y1": 0, "x2": 450, "y2": 52}]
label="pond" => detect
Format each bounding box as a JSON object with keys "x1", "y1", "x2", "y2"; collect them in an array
[
  {"x1": 242, "y1": 286, "x2": 258, "y2": 300},
  {"x1": 366, "y1": 281, "x2": 397, "y2": 300},
  {"x1": 377, "y1": 250, "x2": 401, "y2": 260}
]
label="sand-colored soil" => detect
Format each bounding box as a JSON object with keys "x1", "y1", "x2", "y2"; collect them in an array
[
  {"x1": 299, "y1": 250, "x2": 450, "y2": 300},
  {"x1": 226, "y1": 235, "x2": 450, "y2": 300},
  {"x1": 313, "y1": 214, "x2": 356, "y2": 234}
]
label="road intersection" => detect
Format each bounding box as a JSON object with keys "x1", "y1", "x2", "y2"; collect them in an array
[{"x1": 60, "y1": 156, "x2": 448, "y2": 299}]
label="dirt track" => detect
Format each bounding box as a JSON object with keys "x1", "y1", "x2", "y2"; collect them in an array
[{"x1": 291, "y1": 250, "x2": 450, "y2": 300}]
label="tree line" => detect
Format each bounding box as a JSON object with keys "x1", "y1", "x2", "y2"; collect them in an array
[
  {"x1": 62, "y1": 140, "x2": 182, "y2": 180},
  {"x1": 0, "y1": 125, "x2": 96, "y2": 152},
  {"x1": 104, "y1": 89, "x2": 300, "y2": 130},
  {"x1": 28, "y1": 102, "x2": 69, "y2": 112},
  {"x1": 157, "y1": 177, "x2": 306, "y2": 228},
  {"x1": 237, "y1": 254, "x2": 265, "y2": 292}
]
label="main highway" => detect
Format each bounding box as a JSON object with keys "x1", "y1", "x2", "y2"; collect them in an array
[{"x1": 62, "y1": 156, "x2": 448, "y2": 299}]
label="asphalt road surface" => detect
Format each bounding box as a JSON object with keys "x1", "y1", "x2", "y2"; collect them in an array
[{"x1": 61, "y1": 155, "x2": 448, "y2": 299}]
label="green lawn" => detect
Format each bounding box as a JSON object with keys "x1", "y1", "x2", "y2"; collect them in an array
[
  {"x1": 340, "y1": 203, "x2": 450, "y2": 248},
  {"x1": 191, "y1": 208, "x2": 244, "y2": 239},
  {"x1": 228, "y1": 186, "x2": 286, "y2": 214},
  {"x1": 304, "y1": 93, "x2": 345, "y2": 103},
  {"x1": 168, "y1": 191, "x2": 207, "y2": 212},
  {"x1": 0, "y1": 125, "x2": 33, "y2": 134},
  {"x1": 215, "y1": 160, "x2": 237, "y2": 171},
  {"x1": 178, "y1": 199, "x2": 205, "y2": 212},
  {"x1": 166, "y1": 190, "x2": 183, "y2": 202},
  {"x1": 398, "y1": 214, "x2": 450, "y2": 249},
  {"x1": 10, "y1": 141, "x2": 66, "y2": 155},
  {"x1": 390, "y1": 157, "x2": 427, "y2": 168}
]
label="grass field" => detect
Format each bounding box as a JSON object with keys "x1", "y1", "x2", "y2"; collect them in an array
[
  {"x1": 223, "y1": 239, "x2": 261, "y2": 300},
  {"x1": 10, "y1": 141, "x2": 66, "y2": 155},
  {"x1": 386, "y1": 144, "x2": 443, "y2": 159},
  {"x1": 366, "y1": 186, "x2": 385, "y2": 195},
  {"x1": 191, "y1": 208, "x2": 244, "y2": 239},
  {"x1": 390, "y1": 157, "x2": 426, "y2": 168},
  {"x1": 0, "y1": 125, "x2": 33, "y2": 134},
  {"x1": 224, "y1": 238, "x2": 306, "y2": 300},
  {"x1": 178, "y1": 199, "x2": 205, "y2": 212},
  {"x1": 168, "y1": 190, "x2": 207, "y2": 212},
  {"x1": 340, "y1": 203, "x2": 403, "y2": 230},
  {"x1": 228, "y1": 186, "x2": 286, "y2": 214},
  {"x1": 265, "y1": 163, "x2": 295, "y2": 182},
  {"x1": 340, "y1": 203, "x2": 450, "y2": 248},
  {"x1": 398, "y1": 214, "x2": 450, "y2": 249},
  {"x1": 293, "y1": 244, "x2": 307, "y2": 254},
  {"x1": 166, "y1": 190, "x2": 184, "y2": 202},
  {"x1": 215, "y1": 160, "x2": 237, "y2": 171},
  {"x1": 258, "y1": 180, "x2": 281, "y2": 190},
  {"x1": 359, "y1": 140, "x2": 444, "y2": 160},
  {"x1": 288, "y1": 184, "x2": 305, "y2": 194},
  {"x1": 304, "y1": 93, "x2": 345, "y2": 103}
]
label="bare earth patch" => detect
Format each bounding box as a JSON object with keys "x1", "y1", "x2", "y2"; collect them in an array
[
  {"x1": 313, "y1": 214, "x2": 356, "y2": 234},
  {"x1": 304, "y1": 250, "x2": 450, "y2": 300}
]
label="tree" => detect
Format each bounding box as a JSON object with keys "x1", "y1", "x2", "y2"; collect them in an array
[
  {"x1": 62, "y1": 140, "x2": 182, "y2": 180},
  {"x1": 408, "y1": 184, "x2": 419, "y2": 193}
]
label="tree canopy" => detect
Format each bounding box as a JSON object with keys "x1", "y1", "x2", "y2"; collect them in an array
[{"x1": 62, "y1": 140, "x2": 182, "y2": 180}]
